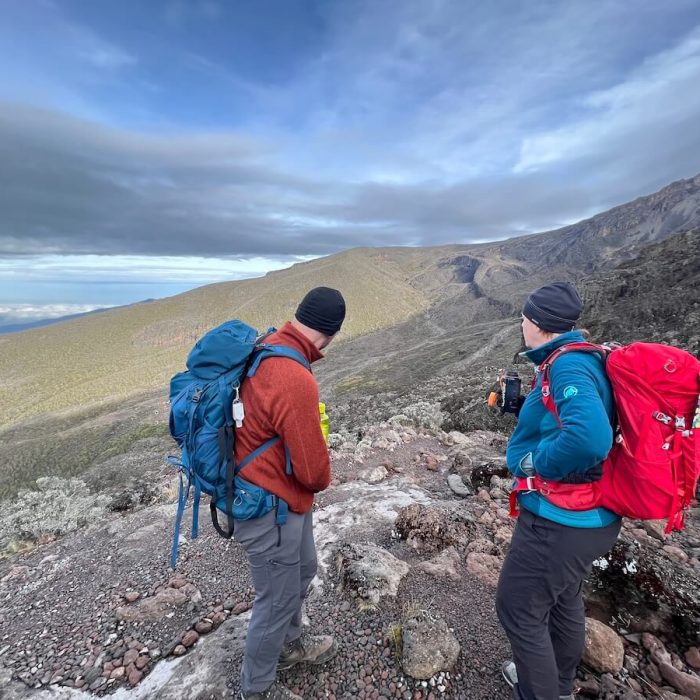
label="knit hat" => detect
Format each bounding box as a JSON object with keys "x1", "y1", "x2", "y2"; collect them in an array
[
  {"x1": 522, "y1": 282, "x2": 583, "y2": 333},
  {"x1": 295, "y1": 287, "x2": 346, "y2": 336}
]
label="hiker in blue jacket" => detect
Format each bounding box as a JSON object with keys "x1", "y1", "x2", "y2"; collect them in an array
[{"x1": 496, "y1": 282, "x2": 622, "y2": 700}]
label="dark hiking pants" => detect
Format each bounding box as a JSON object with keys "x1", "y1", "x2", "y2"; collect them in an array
[
  {"x1": 234, "y1": 509, "x2": 317, "y2": 695},
  {"x1": 496, "y1": 509, "x2": 621, "y2": 700}
]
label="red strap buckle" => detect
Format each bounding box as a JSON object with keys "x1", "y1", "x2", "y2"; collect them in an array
[{"x1": 510, "y1": 476, "x2": 538, "y2": 518}]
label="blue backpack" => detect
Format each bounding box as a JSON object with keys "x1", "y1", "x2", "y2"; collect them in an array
[{"x1": 167, "y1": 320, "x2": 310, "y2": 568}]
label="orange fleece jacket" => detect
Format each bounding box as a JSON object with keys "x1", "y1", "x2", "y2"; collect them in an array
[{"x1": 234, "y1": 322, "x2": 331, "y2": 513}]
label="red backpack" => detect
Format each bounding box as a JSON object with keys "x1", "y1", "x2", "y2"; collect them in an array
[{"x1": 510, "y1": 342, "x2": 700, "y2": 533}]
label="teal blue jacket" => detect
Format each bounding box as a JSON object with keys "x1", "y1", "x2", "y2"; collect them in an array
[{"x1": 506, "y1": 330, "x2": 621, "y2": 528}]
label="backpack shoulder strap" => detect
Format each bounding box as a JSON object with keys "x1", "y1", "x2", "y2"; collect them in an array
[
  {"x1": 539, "y1": 342, "x2": 610, "y2": 423},
  {"x1": 246, "y1": 344, "x2": 312, "y2": 377},
  {"x1": 237, "y1": 344, "x2": 312, "y2": 484}
]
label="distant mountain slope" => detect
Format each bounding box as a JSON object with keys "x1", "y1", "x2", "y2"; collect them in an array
[
  {"x1": 1, "y1": 173, "x2": 700, "y2": 428},
  {"x1": 0, "y1": 249, "x2": 435, "y2": 425},
  {"x1": 0, "y1": 315, "x2": 90, "y2": 335},
  {"x1": 581, "y1": 228, "x2": 700, "y2": 354},
  {"x1": 318, "y1": 227, "x2": 700, "y2": 434},
  {"x1": 494, "y1": 173, "x2": 700, "y2": 270},
  {"x1": 462, "y1": 173, "x2": 700, "y2": 308}
]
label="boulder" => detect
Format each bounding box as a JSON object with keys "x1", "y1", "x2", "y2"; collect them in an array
[
  {"x1": 416, "y1": 547, "x2": 461, "y2": 581},
  {"x1": 685, "y1": 647, "x2": 700, "y2": 670},
  {"x1": 658, "y1": 664, "x2": 700, "y2": 700},
  {"x1": 641, "y1": 519, "x2": 669, "y2": 541},
  {"x1": 395, "y1": 503, "x2": 474, "y2": 553},
  {"x1": 181, "y1": 630, "x2": 199, "y2": 648},
  {"x1": 582, "y1": 618, "x2": 624, "y2": 673},
  {"x1": 658, "y1": 690, "x2": 695, "y2": 700},
  {"x1": 359, "y1": 465, "x2": 389, "y2": 484},
  {"x1": 444, "y1": 431, "x2": 473, "y2": 446},
  {"x1": 401, "y1": 611, "x2": 460, "y2": 680},
  {"x1": 337, "y1": 543, "x2": 409, "y2": 606},
  {"x1": 116, "y1": 587, "x2": 189, "y2": 622},
  {"x1": 327, "y1": 433, "x2": 346, "y2": 449},
  {"x1": 424, "y1": 454, "x2": 440, "y2": 472},
  {"x1": 465, "y1": 552, "x2": 502, "y2": 588},
  {"x1": 447, "y1": 474, "x2": 473, "y2": 497},
  {"x1": 643, "y1": 634, "x2": 700, "y2": 700}
]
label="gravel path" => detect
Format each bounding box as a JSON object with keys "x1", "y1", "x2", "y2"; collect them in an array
[
  {"x1": 0, "y1": 431, "x2": 514, "y2": 699},
  {"x1": 2, "y1": 426, "x2": 698, "y2": 699}
]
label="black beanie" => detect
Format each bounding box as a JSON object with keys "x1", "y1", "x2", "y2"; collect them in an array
[
  {"x1": 522, "y1": 282, "x2": 583, "y2": 333},
  {"x1": 295, "y1": 287, "x2": 346, "y2": 336}
]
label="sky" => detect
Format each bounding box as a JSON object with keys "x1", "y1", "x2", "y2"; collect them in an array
[{"x1": 2, "y1": 0, "x2": 700, "y2": 325}]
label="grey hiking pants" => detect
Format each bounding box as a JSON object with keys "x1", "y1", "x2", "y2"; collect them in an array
[
  {"x1": 234, "y1": 509, "x2": 317, "y2": 695},
  {"x1": 495, "y1": 509, "x2": 621, "y2": 700}
]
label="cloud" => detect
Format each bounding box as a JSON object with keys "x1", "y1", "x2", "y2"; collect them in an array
[
  {"x1": 515, "y1": 25, "x2": 700, "y2": 180},
  {"x1": 0, "y1": 103, "x2": 335, "y2": 258},
  {"x1": 65, "y1": 22, "x2": 137, "y2": 70},
  {"x1": 77, "y1": 44, "x2": 136, "y2": 70},
  {"x1": 0, "y1": 0, "x2": 700, "y2": 276},
  {"x1": 0, "y1": 303, "x2": 108, "y2": 326},
  {"x1": 0, "y1": 254, "x2": 314, "y2": 284}
]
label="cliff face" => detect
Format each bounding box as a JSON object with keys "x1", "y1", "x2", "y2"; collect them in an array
[
  {"x1": 581, "y1": 228, "x2": 700, "y2": 354},
  {"x1": 495, "y1": 174, "x2": 700, "y2": 272}
]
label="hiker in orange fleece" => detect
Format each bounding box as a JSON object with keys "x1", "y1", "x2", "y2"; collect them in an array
[{"x1": 235, "y1": 287, "x2": 346, "y2": 700}]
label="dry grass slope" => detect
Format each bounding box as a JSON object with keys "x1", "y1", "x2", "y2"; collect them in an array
[{"x1": 0, "y1": 248, "x2": 444, "y2": 426}]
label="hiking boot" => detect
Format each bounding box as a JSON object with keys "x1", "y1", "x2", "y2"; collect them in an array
[
  {"x1": 278, "y1": 633, "x2": 338, "y2": 671},
  {"x1": 500, "y1": 661, "x2": 575, "y2": 699},
  {"x1": 239, "y1": 682, "x2": 302, "y2": 700}
]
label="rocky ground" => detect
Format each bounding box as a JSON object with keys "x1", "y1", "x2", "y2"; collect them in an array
[{"x1": 1, "y1": 411, "x2": 700, "y2": 700}]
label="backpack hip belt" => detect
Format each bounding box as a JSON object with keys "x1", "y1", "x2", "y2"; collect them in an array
[{"x1": 508, "y1": 475, "x2": 600, "y2": 517}]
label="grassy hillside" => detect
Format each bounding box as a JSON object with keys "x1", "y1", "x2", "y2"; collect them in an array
[
  {"x1": 0, "y1": 391, "x2": 169, "y2": 499},
  {"x1": 0, "y1": 248, "x2": 439, "y2": 426}
]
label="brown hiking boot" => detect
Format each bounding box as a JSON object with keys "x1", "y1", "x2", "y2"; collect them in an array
[
  {"x1": 278, "y1": 633, "x2": 338, "y2": 671},
  {"x1": 239, "y1": 682, "x2": 302, "y2": 700}
]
